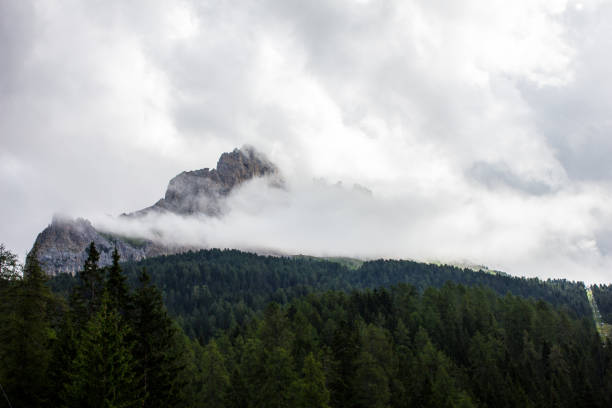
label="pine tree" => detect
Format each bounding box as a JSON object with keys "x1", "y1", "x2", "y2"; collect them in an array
[
  {"x1": 234, "y1": 338, "x2": 263, "y2": 408},
  {"x1": 351, "y1": 351, "x2": 390, "y2": 408},
  {"x1": 71, "y1": 242, "x2": 104, "y2": 326},
  {"x1": 260, "y1": 302, "x2": 293, "y2": 350},
  {"x1": 51, "y1": 243, "x2": 105, "y2": 406},
  {"x1": 47, "y1": 312, "x2": 79, "y2": 407},
  {"x1": 328, "y1": 319, "x2": 360, "y2": 407},
  {"x1": 408, "y1": 327, "x2": 476, "y2": 408},
  {"x1": 106, "y1": 247, "x2": 130, "y2": 314},
  {"x1": 0, "y1": 246, "x2": 55, "y2": 407},
  {"x1": 132, "y1": 268, "x2": 189, "y2": 408},
  {"x1": 63, "y1": 292, "x2": 142, "y2": 408},
  {"x1": 195, "y1": 340, "x2": 229, "y2": 408},
  {"x1": 0, "y1": 244, "x2": 20, "y2": 391},
  {"x1": 256, "y1": 347, "x2": 297, "y2": 408},
  {"x1": 293, "y1": 353, "x2": 330, "y2": 408}
]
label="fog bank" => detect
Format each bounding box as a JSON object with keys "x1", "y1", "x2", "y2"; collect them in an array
[{"x1": 93, "y1": 173, "x2": 612, "y2": 284}]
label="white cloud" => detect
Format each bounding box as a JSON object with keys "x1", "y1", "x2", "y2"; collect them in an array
[{"x1": 93, "y1": 174, "x2": 612, "y2": 283}]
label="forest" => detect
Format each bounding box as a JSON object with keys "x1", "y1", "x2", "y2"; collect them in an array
[
  {"x1": 1, "y1": 242, "x2": 612, "y2": 407},
  {"x1": 50, "y1": 248, "x2": 591, "y2": 341}
]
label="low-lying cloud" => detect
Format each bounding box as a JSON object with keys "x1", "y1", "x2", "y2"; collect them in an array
[{"x1": 93, "y1": 171, "x2": 612, "y2": 284}]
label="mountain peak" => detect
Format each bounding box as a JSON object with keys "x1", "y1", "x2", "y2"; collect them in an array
[
  {"x1": 131, "y1": 146, "x2": 279, "y2": 217},
  {"x1": 216, "y1": 146, "x2": 277, "y2": 187},
  {"x1": 34, "y1": 146, "x2": 280, "y2": 274}
]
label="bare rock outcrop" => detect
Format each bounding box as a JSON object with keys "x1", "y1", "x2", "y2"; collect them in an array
[
  {"x1": 33, "y1": 216, "x2": 176, "y2": 275},
  {"x1": 128, "y1": 146, "x2": 280, "y2": 216},
  {"x1": 33, "y1": 146, "x2": 280, "y2": 275}
]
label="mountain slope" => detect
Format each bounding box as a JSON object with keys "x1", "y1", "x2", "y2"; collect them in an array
[{"x1": 33, "y1": 147, "x2": 279, "y2": 275}]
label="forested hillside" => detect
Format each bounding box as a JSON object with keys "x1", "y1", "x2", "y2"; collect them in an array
[
  {"x1": 2, "y1": 242, "x2": 612, "y2": 408},
  {"x1": 212, "y1": 283, "x2": 612, "y2": 408},
  {"x1": 50, "y1": 249, "x2": 591, "y2": 340}
]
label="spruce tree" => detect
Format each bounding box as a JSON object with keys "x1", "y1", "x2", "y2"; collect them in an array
[
  {"x1": 47, "y1": 312, "x2": 79, "y2": 407},
  {"x1": 63, "y1": 292, "x2": 142, "y2": 408},
  {"x1": 0, "y1": 246, "x2": 54, "y2": 407},
  {"x1": 0, "y1": 244, "x2": 20, "y2": 387},
  {"x1": 71, "y1": 242, "x2": 104, "y2": 325},
  {"x1": 293, "y1": 353, "x2": 330, "y2": 408},
  {"x1": 132, "y1": 268, "x2": 188, "y2": 407},
  {"x1": 106, "y1": 247, "x2": 130, "y2": 314},
  {"x1": 328, "y1": 319, "x2": 360, "y2": 407},
  {"x1": 351, "y1": 351, "x2": 390, "y2": 408},
  {"x1": 256, "y1": 347, "x2": 297, "y2": 408},
  {"x1": 195, "y1": 340, "x2": 229, "y2": 408}
]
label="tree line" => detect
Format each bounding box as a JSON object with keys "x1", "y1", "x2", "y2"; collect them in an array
[
  {"x1": 50, "y1": 248, "x2": 592, "y2": 342},
  {"x1": 2, "y1": 242, "x2": 611, "y2": 407}
]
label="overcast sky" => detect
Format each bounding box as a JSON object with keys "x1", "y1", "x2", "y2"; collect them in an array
[{"x1": 2, "y1": 0, "x2": 612, "y2": 282}]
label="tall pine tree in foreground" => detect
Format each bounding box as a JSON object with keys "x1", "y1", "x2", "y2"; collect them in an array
[
  {"x1": 64, "y1": 292, "x2": 142, "y2": 408},
  {"x1": 71, "y1": 242, "x2": 104, "y2": 327},
  {"x1": 49, "y1": 244, "x2": 105, "y2": 407},
  {"x1": 132, "y1": 268, "x2": 189, "y2": 407},
  {"x1": 47, "y1": 310, "x2": 78, "y2": 407},
  {"x1": 107, "y1": 247, "x2": 130, "y2": 314},
  {"x1": 0, "y1": 246, "x2": 55, "y2": 407}
]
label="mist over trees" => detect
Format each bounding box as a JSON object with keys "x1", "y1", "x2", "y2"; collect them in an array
[{"x1": 1, "y1": 243, "x2": 612, "y2": 407}]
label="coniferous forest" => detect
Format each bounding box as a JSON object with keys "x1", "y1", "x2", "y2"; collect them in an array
[
  {"x1": 51, "y1": 249, "x2": 592, "y2": 341},
  {"x1": 2, "y1": 243, "x2": 612, "y2": 407}
]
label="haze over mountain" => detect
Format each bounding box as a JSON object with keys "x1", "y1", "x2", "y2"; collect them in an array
[
  {"x1": 33, "y1": 147, "x2": 281, "y2": 274},
  {"x1": 127, "y1": 146, "x2": 280, "y2": 217}
]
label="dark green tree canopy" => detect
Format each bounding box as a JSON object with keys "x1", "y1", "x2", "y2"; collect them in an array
[{"x1": 2, "y1": 244, "x2": 611, "y2": 408}]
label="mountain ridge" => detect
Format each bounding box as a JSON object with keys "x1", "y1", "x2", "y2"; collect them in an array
[
  {"x1": 126, "y1": 146, "x2": 279, "y2": 217},
  {"x1": 33, "y1": 146, "x2": 279, "y2": 275}
]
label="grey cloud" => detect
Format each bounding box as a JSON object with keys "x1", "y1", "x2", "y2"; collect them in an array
[
  {"x1": 520, "y1": 2, "x2": 612, "y2": 181},
  {"x1": 468, "y1": 161, "x2": 555, "y2": 195},
  {"x1": 594, "y1": 229, "x2": 612, "y2": 256},
  {"x1": 0, "y1": 0, "x2": 35, "y2": 93}
]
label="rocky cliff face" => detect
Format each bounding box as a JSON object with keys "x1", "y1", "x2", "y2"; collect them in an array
[
  {"x1": 34, "y1": 147, "x2": 279, "y2": 275},
  {"x1": 33, "y1": 217, "x2": 174, "y2": 275},
  {"x1": 129, "y1": 146, "x2": 279, "y2": 217}
]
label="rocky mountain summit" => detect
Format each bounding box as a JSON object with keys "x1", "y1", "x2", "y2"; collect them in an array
[
  {"x1": 129, "y1": 146, "x2": 279, "y2": 217},
  {"x1": 33, "y1": 147, "x2": 280, "y2": 275}
]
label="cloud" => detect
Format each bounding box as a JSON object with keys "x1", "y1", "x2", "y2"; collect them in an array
[
  {"x1": 467, "y1": 161, "x2": 555, "y2": 195},
  {"x1": 2, "y1": 0, "x2": 612, "y2": 283},
  {"x1": 90, "y1": 171, "x2": 612, "y2": 283},
  {"x1": 520, "y1": 1, "x2": 612, "y2": 182}
]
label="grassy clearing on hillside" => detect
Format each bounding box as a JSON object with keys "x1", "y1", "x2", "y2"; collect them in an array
[
  {"x1": 292, "y1": 254, "x2": 364, "y2": 270},
  {"x1": 587, "y1": 286, "x2": 610, "y2": 341}
]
